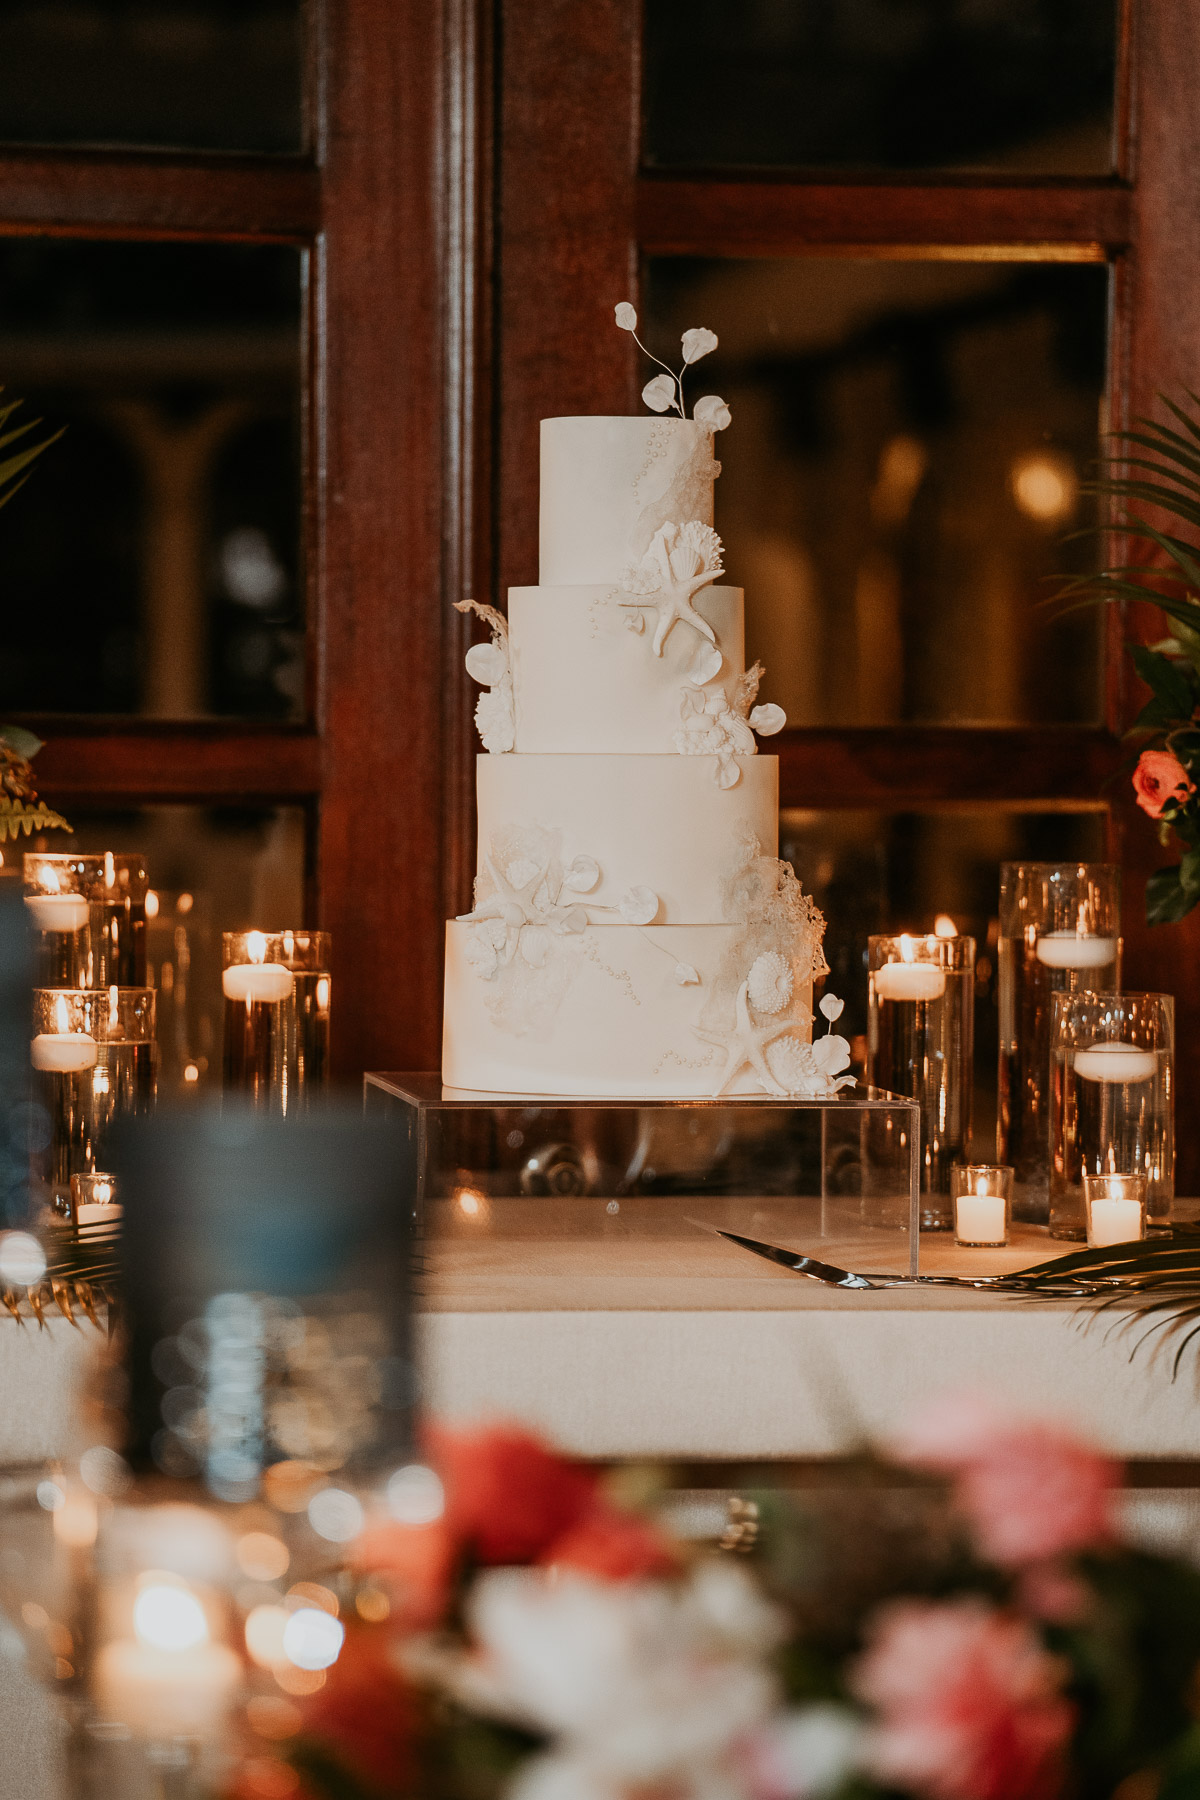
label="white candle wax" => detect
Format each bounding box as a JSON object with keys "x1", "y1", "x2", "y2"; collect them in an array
[
  {"x1": 25, "y1": 893, "x2": 88, "y2": 933},
  {"x1": 1073, "y1": 1042, "x2": 1157, "y2": 1083},
  {"x1": 93, "y1": 1637, "x2": 241, "y2": 1739},
  {"x1": 31, "y1": 1033, "x2": 98, "y2": 1073},
  {"x1": 1088, "y1": 1196, "x2": 1144, "y2": 1246},
  {"x1": 874, "y1": 962, "x2": 946, "y2": 1002},
  {"x1": 955, "y1": 1192, "x2": 1007, "y2": 1245},
  {"x1": 222, "y1": 962, "x2": 294, "y2": 1003},
  {"x1": 1035, "y1": 932, "x2": 1116, "y2": 969}
]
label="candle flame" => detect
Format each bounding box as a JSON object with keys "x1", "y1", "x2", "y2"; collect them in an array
[
  {"x1": 934, "y1": 914, "x2": 956, "y2": 939},
  {"x1": 108, "y1": 985, "x2": 118, "y2": 1025},
  {"x1": 53, "y1": 994, "x2": 69, "y2": 1034},
  {"x1": 145, "y1": 889, "x2": 160, "y2": 920},
  {"x1": 42, "y1": 863, "x2": 60, "y2": 895},
  {"x1": 900, "y1": 934, "x2": 914, "y2": 964},
  {"x1": 975, "y1": 1175, "x2": 988, "y2": 1196},
  {"x1": 316, "y1": 977, "x2": 330, "y2": 1013},
  {"x1": 248, "y1": 931, "x2": 268, "y2": 965},
  {"x1": 104, "y1": 851, "x2": 115, "y2": 890}
]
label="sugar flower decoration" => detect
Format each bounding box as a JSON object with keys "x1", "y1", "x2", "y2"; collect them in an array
[
  {"x1": 455, "y1": 598, "x2": 513, "y2": 754},
  {"x1": 613, "y1": 300, "x2": 731, "y2": 430}
]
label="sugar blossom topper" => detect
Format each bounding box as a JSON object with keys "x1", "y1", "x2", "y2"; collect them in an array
[{"x1": 615, "y1": 301, "x2": 732, "y2": 430}]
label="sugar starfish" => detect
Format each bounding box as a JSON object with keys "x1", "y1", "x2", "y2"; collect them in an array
[
  {"x1": 695, "y1": 979, "x2": 797, "y2": 1097},
  {"x1": 623, "y1": 568, "x2": 720, "y2": 658}
]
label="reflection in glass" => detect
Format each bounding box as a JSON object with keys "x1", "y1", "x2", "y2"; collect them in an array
[
  {"x1": 781, "y1": 807, "x2": 1106, "y2": 1157},
  {"x1": 644, "y1": 258, "x2": 1108, "y2": 727},
  {"x1": 645, "y1": 0, "x2": 1116, "y2": 173},
  {"x1": 26, "y1": 806, "x2": 307, "y2": 1098},
  {"x1": 0, "y1": 2, "x2": 301, "y2": 153},
  {"x1": 0, "y1": 239, "x2": 302, "y2": 719}
]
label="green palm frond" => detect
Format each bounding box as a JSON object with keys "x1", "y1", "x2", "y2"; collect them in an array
[
  {"x1": 1015, "y1": 1229, "x2": 1200, "y2": 1378},
  {"x1": 0, "y1": 390, "x2": 63, "y2": 511}
]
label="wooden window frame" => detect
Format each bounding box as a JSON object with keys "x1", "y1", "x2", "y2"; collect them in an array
[
  {"x1": 0, "y1": 0, "x2": 472, "y2": 1080},
  {"x1": 491, "y1": 0, "x2": 1200, "y2": 1178}
]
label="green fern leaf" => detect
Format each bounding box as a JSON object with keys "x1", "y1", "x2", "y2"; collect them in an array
[{"x1": 0, "y1": 797, "x2": 72, "y2": 842}]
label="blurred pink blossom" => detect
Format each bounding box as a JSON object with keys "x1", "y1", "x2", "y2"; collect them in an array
[
  {"x1": 891, "y1": 1393, "x2": 1118, "y2": 1567},
  {"x1": 854, "y1": 1597, "x2": 1073, "y2": 1800}
]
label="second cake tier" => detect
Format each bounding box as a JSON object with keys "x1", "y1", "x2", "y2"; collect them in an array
[
  {"x1": 508, "y1": 583, "x2": 745, "y2": 755},
  {"x1": 475, "y1": 752, "x2": 778, "y2": 925}
]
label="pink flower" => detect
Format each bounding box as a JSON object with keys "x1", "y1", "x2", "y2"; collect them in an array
[
  {"x1": 1133, "y1": 748, "x2": 1195, "y2": 818},
  {"x1": 892, "y1": 1394, "x2": 1118, "y2": 1567},
  {"x1": 854, "y1": 1597, "x2": 1073, "y2": 1800}
]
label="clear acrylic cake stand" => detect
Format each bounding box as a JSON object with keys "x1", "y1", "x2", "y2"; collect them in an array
[{"x1": 364, "y1": 1074, "x2": 922, "y2": 1278}]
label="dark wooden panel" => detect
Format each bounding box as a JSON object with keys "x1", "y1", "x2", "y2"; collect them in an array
[
  {"x1": 638, "y1": 177, "x2": 1131, "y2": 260},
  {"x1": 316, "y1": 0, "x2": 450, "y2": 1079},
  {"x1": 24, "y1": 726, "x2": 321, "y2": 802},
  {"x1": 496, "y1": 0, "x2": 639, "y2": 597},
  {"x1": 777, "y1": 728, "x2": 1124, "y2": 811},
  {"x1": 0, "y1": 151, "x2": 320, "y2": 241},
  {"x1": 1117, "y1": 0, "x2": 1200, "y2": 1189}
]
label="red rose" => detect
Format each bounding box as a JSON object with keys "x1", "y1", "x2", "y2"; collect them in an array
[
  {"x1": 351, "y1": 1516, "x2": 455, "y2": 1630},
  {"x1": 1133, "y1": 748, "x2": 1195, "y2": 818},
  {"x1": 541, "y1": 1505, "x2": 679, "y2": 1581},
  {"x1": 300, "y1": 1626, "x2": 415, "y2": 1795},
  {"x1": 431, "y1": 1423, "x2": 599, "y2": 1565}
]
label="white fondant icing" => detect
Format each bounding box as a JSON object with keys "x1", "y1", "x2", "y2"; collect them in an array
[
  {"x1": 508, "y1": 584, "x2": 745, "y2": 754},
  {"x1": 540, "y1": 417, "x2": 719, "y2": 584},
  {"x1": 475, "y1": 754, "x2": 779, "y2": 925},
  {"x1": 443, "y1": 920, "x2": 813, "y2": 1098}
]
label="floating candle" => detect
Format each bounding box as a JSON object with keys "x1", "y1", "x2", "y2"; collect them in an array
[
  {"x1": 31, "y1": 1032, "x2": 98, "y2": 1073},
  {"x1": 1073, "y1": 1041, "x2": 1157, "y2": 1083},
  {"x1": 1035, "y1": 932, "x2": 1116, "y2": 969},
  {"x1": 25, "y1": 893, "x2": 88, "y2": 933},
  {"x1": 874, "y1": 962, "x2": 946, "y2": 1002},
  {"x1": 222, "y1": 962, "x2": 294, "y2": 1003}
]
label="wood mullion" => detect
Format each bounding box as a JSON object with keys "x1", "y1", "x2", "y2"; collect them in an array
[
  {"x1": 0, "y1": 151, "x2": 320, "y2": 241},
  {"x1": 24, "y1": 726, "x2": 320, "y2": 802},
  {"x1": 777, "y1": 729, "x2": 1123, "y2": 811},
  {"x1": 638, "y1": 176, "x2": 1130, "y2": 261}
]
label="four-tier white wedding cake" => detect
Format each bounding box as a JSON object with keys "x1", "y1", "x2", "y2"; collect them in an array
[{"x1": 442, "y1": 404, "x2": 843, "y2": 1099}]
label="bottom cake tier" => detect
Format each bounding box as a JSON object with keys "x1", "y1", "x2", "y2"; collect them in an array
[{"x1": 443, "y1": 919, "x2": 814, "y2": 1098}]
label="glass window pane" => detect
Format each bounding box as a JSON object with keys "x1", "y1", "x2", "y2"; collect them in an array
[
  {"x1": 29, "y1": 804, "x2": 307, "y2": 1096},
  {"x1": 0, "y1": 239, "x2": 303, "y2": 720},
  {"x1": 781, "y1": 806, "x2": 1107, "y2": 1152},
  {"x1": 645, "y1": 0, "x2": 1116, "y2": 174},
  {"x1": 0, "y1": 2, "x2": 301, "y2": 153},
  {"x1": 643, "y1": 258, "x2": 1107, "y2": 727}
]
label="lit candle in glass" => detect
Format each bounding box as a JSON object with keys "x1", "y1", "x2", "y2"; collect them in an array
[
  {"x1": 93, "y1": 1577, "x2": 240, "y2": 1740},
  {"x1": 952, "y1": 1164, "x2": 1012, "y2": 1247},
  {"x1": 31, "y1": 991, "x2": 98, "y2": 1072},
  {"x1": 1084, "y1": 1172, "x2": 1147, "y2": 1247},
  {"x1": 222, "y1": 931, "x2": 295, "y2": 1004}
]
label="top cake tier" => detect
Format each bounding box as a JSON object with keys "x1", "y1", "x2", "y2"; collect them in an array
[{"x1": 540, "y1": 416, "x2": 719, "y2": 585}]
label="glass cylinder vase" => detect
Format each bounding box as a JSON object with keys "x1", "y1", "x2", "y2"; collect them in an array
[
  {"x1": 31, "y1": 986, "x2": 157, "y2": 1212},
  {"x1": 222, "y1": 930, "x2": 331, "y2": 1113},
  {"x1": 998, "y1": 861, "x2": 1121, "y2": 1224},
  {"x1": 866, "y1": 933, "x2": 975, "y2": 1230},
  {"x1": 1049, "y1": 991, "x2": 1173, "y2": 1240},
  {"x1": 25, "y1": 851, "x2": 148, "y2": 989}
]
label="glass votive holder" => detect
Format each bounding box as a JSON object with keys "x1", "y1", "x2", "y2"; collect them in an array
[
  {"x1": 998, "y1": 861, "x2": 1121, "y2": 1225},
  {"x1": 866, "y1": 932, "x2": 975, "y2": 1230},
  {"x1": 222, "y1": 930, "x2": 331, "y2": 1113},
  {"x1": 951, "y1": 1164, "x2": 1012, "y2": 1246},
  {"x1": 1049, "y1": 992, "x2": 1173, "y2": 1241},
  {"x1": 68, "y1": 1170, "x2": 120, "y2": 1229},
  {"x1": 25, "y1": 851, "x2": 148, "y2": 988},
  {"x1": 32, "y1": 987, "x2": 157, "y2": 1205},
  {"x1": 1084, "y1": 1172, "x2": 1148, "y2": 1247}
]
